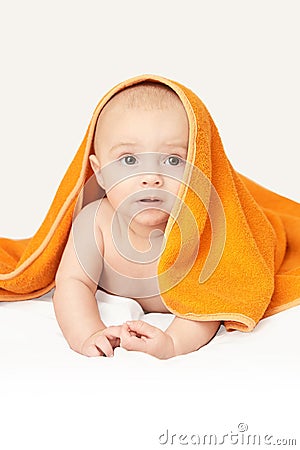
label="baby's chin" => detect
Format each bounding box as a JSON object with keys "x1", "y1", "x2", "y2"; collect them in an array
[{"x1": 132, "y1": 209, "x2": 170, "y2": 228}]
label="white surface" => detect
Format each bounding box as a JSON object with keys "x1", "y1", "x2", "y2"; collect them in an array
[
  {"x1": 0, "y1": 289, "x2": 299, "y2": 449},
  {"x1": 1, "y1": 1, "x2": 300, "y2": 448}
]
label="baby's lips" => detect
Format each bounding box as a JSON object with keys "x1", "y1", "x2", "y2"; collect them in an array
[{"x1": 138, "y1": 198, "x2": 162, "y2": 202}]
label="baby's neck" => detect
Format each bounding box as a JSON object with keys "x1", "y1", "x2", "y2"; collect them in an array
[
  {"x1": 115, "y1": 214, "x2": 166, "y2": 255},
  {"x1": 130, "y1": 228, "x2": 164, "y2": 253}
]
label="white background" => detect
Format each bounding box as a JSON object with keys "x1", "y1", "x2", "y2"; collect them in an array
[{"x1": 0, "y1": 1, "x2": 299, "y2": 449}]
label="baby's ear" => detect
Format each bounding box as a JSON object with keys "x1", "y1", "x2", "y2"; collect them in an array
[
  {"x1": 89, "y1": 154, "x2": 100, "y2": 173},
  {"x1": 89, "y1": 154, "x2": 105, "y2": 189}
]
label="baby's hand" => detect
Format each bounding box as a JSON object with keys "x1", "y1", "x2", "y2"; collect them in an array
[
  {"x1": 80, "y1": 326, "x2": 122, "y2": 357},
  {"x1": 116, "y1": 321, "x2": 175, "y2": 360}
]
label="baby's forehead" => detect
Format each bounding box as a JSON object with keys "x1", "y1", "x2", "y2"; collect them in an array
[
  {"x1": 93, "y1": 83, "x2": 188, "y2": 154},
  {"x1": 97, "y1": 82, "x2": 184, "y2": 121}
]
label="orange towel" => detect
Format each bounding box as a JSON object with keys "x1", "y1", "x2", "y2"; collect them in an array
[{"x1": 1, "y1": 74, "x2": 299, "y2": 332}]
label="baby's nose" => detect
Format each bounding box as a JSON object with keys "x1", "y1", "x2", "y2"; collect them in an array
[{"x1": 141, "y1": 173, "x2": 163, "y2": 187}]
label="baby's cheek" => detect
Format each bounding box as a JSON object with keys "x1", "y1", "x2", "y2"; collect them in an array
[
  {"x1": 101, "y1": 161, "x2": 138, "y2": 192},
  {"x1": 106, "y1": 184, "x2": 132, "y2": 210},
  {"x1": 167, "y1": 178, "x2": 183, "y2": 195}
]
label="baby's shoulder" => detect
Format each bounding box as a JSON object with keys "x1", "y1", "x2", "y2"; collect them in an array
[{"x1": 76, "y1": 198, "x2": 112, "y2": 231}]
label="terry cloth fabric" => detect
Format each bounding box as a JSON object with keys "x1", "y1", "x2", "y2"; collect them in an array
[{"x1": 0, "y1": 74, "x2": 299, "y2": 332}]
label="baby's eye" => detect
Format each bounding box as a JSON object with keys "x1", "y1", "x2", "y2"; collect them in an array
[
  {"x1": 165, "y1": 155, "x2": 183, "y2": 166},
  {"x1": 120, "y1": 155, "x2": 137, "y2": 165}
]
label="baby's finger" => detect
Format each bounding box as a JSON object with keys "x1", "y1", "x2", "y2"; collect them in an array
[
  {"x1": 103, "y1": 325, "x2": 122, "y2": 339},
  {"x1": 120, "y1": 323, "x2": 147, "y2": 352},
  {"x1": 129, "y1": 330, "x2": 138, "y2": 337},
  {"x1": 85, "y1": 344, "x2": 102, "y2": 357},
  {"x1": 126, "y1": 320, "x2": 158, "y2": 339},
  {"x1": 94, "y1": 335, "x2": 114, "y2": 357},
  {"x1": 102, "y1": 326, "x2": 122, "y2": 347}
]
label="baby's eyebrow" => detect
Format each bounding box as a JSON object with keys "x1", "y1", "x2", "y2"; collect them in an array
[
  {"x1": 109, "y1": 142, "x2": 188, "y2": 156},
  {"x1": 165, "y1": 143, "x2": 187, "y2": 152},
  {"x1": 109, "y1": 143, "x2": 139, "y2": 154},
  {"x1": 162, "y1": 144, "x2": 188, "y2": 159},
  {"x1": 165, "y1": 141, "x2": 187, "y2": 147}
]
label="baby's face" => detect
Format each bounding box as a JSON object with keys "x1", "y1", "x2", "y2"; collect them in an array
[{"x1": 90, "y1": 103, "x2": 189, "y2": 231}]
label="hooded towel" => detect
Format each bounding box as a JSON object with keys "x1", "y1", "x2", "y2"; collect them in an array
[{"x1": 1, "y1": 74, "x2": 300, "y2": 332}]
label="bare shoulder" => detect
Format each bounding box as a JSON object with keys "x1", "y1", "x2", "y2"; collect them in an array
[
  {"x1": 75, "y1": 198, "x2": 112, "y2": 230},
  {"x1": 92, "y1": 197, "x2": 113, "y2": 230}
]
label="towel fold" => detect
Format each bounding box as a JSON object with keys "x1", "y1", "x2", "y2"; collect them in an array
[{"x1": 1, "y1": 74, "x2": 299, "y2": 332}]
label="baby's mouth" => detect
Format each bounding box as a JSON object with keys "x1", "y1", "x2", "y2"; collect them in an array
[{"x1": 138, "y1": 197, "x2": 162, "y2": 203}]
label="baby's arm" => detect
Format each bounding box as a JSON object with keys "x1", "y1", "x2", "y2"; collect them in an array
[
  {"x1": 165, "y1": 317, "x2": 221, "y2": 356},
  {"x1": 112, "y1": 317, "x2": 221, "y2": 359},
  {"x1": 52, "y1": 202, "x2": 106, "y2": 354}
]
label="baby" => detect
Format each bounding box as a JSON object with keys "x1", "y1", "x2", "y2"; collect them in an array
[{"x1": 52, "y1": 82, "x2": 221, "y2": 359}]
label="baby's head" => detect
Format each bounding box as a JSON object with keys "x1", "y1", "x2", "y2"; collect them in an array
[{"x1": 89, "y1": 81, "x2": 189, "y2": 231}]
